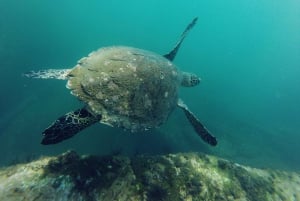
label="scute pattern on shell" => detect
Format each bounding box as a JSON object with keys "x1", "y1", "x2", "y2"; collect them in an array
[{"x1": 66, "y1": 46, "x2": 181, "y2": 131}]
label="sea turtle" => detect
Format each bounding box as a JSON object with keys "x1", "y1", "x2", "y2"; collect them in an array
[{"x1": 24, "y1": 17, "x2": 217, "y2": 146}]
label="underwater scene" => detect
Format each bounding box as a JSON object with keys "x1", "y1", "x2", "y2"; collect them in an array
[{"x1": 0, "y1": 0, "x2": 299, "y2": 200}]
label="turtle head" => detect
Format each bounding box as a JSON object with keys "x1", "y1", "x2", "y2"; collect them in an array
[{"x1": 180, "y1": 72, "x2": 201, "y2": 87}]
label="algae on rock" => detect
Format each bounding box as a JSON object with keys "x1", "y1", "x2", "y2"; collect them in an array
[{"x1": 0, "y1": 151, "x2": 299, "y2": 201}]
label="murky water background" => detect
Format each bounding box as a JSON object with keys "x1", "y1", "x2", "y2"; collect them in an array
[{"x1": 0, "y1": 0, "x2": 299, "y2": 170}]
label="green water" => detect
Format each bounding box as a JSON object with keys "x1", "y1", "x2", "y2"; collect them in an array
[{"x1": 0, "y1": 0, "x2": 299, "y2": 170}]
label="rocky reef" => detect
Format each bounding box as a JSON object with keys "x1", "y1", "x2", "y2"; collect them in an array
[{"x1": 0, "y1": 151, "x2": 299, "y2": 201}]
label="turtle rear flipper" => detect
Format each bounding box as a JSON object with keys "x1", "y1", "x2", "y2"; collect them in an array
[
  {"x1": 23, "y1": 69, "x2": 71, "y2": 80},
  {"x1": 41, "y1": 108, "x2": 100, "y2": 145},
  {"x1": 177, "y1": 99, "x2": 217, "y2": 146}
]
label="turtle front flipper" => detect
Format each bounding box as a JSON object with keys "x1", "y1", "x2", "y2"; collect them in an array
[
  {"x1": 164, "y1": 17, "x2": 198, "y2": 61},
  {"x1": 41, "y1": 108, "x2": 101, "y2": 145},
  {"x1": 177, "y1": 99, "x2": 217, "y2": 146}
]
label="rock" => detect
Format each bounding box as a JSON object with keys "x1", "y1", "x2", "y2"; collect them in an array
[{"x1": 0, "y1": 151, "x2": 299, "y2": 201}]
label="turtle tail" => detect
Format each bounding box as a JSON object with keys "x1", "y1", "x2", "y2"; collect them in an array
[
  {"x1": 23, "y1": 69, "x2": 71, "y2": 80},
  {"x1": 41, "y1": 108, "x2": 101, "y2": 145}
]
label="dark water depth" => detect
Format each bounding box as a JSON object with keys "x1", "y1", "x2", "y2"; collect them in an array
[{"x1": 0, "y1": 0, "x2": 299, "y2": 170}]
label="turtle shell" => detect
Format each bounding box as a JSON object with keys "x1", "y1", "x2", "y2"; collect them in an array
[{"x1": 67, "y1": 46, "x2": 181, "y2": 131}]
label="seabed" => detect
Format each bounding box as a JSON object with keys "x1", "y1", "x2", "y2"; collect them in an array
[{"x1": 0, "y1": 151, "x2": 299, "y2": 201}]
